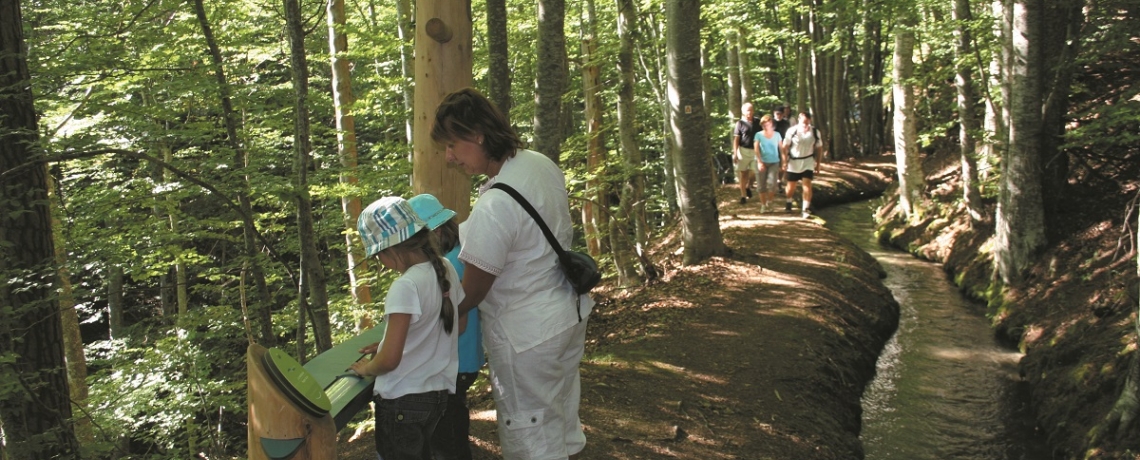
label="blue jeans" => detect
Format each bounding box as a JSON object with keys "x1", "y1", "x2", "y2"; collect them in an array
[{"x1": 375, "y1": 390, "x2": 448, "y2": 460}]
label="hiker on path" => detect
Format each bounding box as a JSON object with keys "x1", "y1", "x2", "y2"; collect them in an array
[
  {"x1": 433, "y1": 87, "x2": 594, "y2": 460},
  {"x1": 753, "y1": 115, "x2": 784, "y2": 213},
  {"x1": 782, "y1": 111, "x2": 823, "y2": 218},
  {"x1": 732, "y1": 102, "x2": 760, "y2": 204}
]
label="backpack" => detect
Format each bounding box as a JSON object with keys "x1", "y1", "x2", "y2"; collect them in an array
[{"x1": 788, "y1": 125, "x2": 820, "y2": 159}]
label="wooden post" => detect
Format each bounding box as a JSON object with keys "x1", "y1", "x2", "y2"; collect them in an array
[
  {"x1": 247, "y1": 344, "x2": 337, "y2": 460},
  {"x1": 412, "y1": 5, "x2": 473, "y2": 220}
]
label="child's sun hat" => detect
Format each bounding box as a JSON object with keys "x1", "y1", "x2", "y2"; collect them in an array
[
  {"x1": 408, "y1": 194, "x2": 457, "y2": 231},
  {"x1": 358, "y1": 196, "x2": 427, "y2": 258}
]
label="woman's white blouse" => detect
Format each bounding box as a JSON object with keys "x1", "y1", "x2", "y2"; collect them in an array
[{"x1": 459, "y1": 149, "x2": 594, "y2": 353}]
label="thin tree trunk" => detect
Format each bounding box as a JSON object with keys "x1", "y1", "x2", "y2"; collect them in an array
[
  {"x1": 395, "y1": 0, "x2": 415, "y2": 146},
  {"x1": 667, "y1": 0, "x2": 726, "y2": 265},
  {"x1": 738, "y1": 27, "x2": 752, "y2": 105},
  {"x1": 534, "y1": 0, "x2": 568, "y2": 163},
  {"x1": 1038, "y1": 0, "x2": 1083, "y2": 224},
  {"x1": 953, "y1": 0, "x2": 985, "y2": 222},
  {"x1": 192, "y1": 0, "x2": 276, "y2": 346},
  {"x1": 580, "y1": 0, "x2": 605, "y2": 257},
  {"x1": 859, "y1": 3, "x2": 884, "y2": 157},
  {"x1": 0, "y1": 0, "x2": 80, "y2": 453},
  {"x1": 726, "y1": 29, "x2": 742, "y2": 120},
  {"x1": 614, "y1": 0, "x2": 645, "y2": 284},
  {"x1": 49, "y1": 177, "x2": 91, "y2": 443},
  {"x1": 284, "y1": 0, "x2": 333, "y2": 352},
  {"x1": 486, "y1": 0, "x2": 511, "y2": 115},
  {"x1": 328, "y1": 0, "x2": 373, "y2": 307},
  {"x1": 995, "y1": 0, "x2": 1046, "y2": 286},
  {"x1": 893, "y1": 7, "x2": 923, "y2": 221}
]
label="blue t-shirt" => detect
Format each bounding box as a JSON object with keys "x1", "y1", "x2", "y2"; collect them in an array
[
  {"x1": 754, "y1": 131, "x2": 783, "y2": 164},
  {"x1": 445, "y1": 245, "x2": 485, "y2": 373}
]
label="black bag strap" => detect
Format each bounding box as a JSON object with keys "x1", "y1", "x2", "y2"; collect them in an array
[
  {"x1": 490, "y1": 183, "x2": 568, "y2": 258},
  {"x1": 490, "y1": 182, "x2": 584, "y2": 321}
]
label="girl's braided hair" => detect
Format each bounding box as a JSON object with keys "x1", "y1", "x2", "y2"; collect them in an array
[{"x1": 387, "y1": 229, "x2": 455, "y2": 334}]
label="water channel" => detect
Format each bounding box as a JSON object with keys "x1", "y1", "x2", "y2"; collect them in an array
[{"x1": 816, "y1": 201, "x2": 1050, "y2": 460}]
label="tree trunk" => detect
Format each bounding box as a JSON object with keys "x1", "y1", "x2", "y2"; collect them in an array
[
  {"x1": 726, "y1": 29, "x2": 742, "y2": 120},
  {"x1": 893, "y1": 7, "x2": 923, "y2": 221},
  {"x1": 995, "y1": 0, "x2": 1046, "y2": 286},
  {"x1": 49, "y1": 177, "x2": 91, "y2": 443},
  {"x1": 395, "y1": 0, "x2": 415, "y2": 146},
  {"x1": 193, "y1": 0, "x2": 276, "y2": 347},
  {"x1": 412, "y1": 0, "x2": 473, "y2": 218},
  {"x1": 328, "y1": 0, "x2": 373, "y2": 307},
  {"x1": 667, "y1": 0, "x2": 726, "y2": 265},
  {"x1": 534, "y1": 0, "x2": 567, "y2": 163},
  {"x1": 613, "y1": 0, "x2": 646, "y2": 284},
  {"x1": 859, "y1": 4, "x2": 884, "y2": 157},
  {"x1": 738, "y1": 27, "x2": 752, "y2": 105},
  {"x1": 486, "y1": 0, "x2": 511, "y2": 116},
  {"x1": 0, "y1": 0, "x2": 80, "y2": 454},
  {"x1": 1038, "y1": 0, "x2": 1083, "y2": 225},
  {"x1": 953, "y1": 0, "x2": 985, "y2": 222},
  {"x1": 580, "y1": 0, "x2": 605, "y2": 257},
  {"x1": 284, "y1": 0, "x2": 333, "y2": 353},
  {"x1": 108, "y1": 264, "x2": 125, "y2": 338}
]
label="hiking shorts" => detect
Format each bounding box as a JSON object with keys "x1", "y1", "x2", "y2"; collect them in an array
[
  {"x1": 735, "y1": 153, "x2": 757, "y2": 173},
  {"x1": 786, "y1": 170, "x2": 815, "y2": 182},
  {"x1": 485, "y1": 318, "x2": 589, "y2": 460}
]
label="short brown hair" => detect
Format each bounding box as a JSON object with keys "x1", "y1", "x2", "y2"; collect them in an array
[{"x1": 430, "y1": 88, "x2": 522, "y2": 162}]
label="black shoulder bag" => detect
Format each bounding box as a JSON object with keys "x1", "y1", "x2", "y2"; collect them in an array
[{"x1": 491, "y1": 183, "x2": 600, "y2": 321}]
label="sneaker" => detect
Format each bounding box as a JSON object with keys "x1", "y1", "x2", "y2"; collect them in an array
[
  {"x1": 740, "y1": 197, "x2": 747, "y2": 205},
  {"x1": 746, "y1": 188, "x2": 753, "y2": 198},
  {"x1": 761, "y1": 204, "x2": 769, "y2": 213},
  {"x1": 802, "y1": 209, "x2": 812, "y2": 219},
  {"x1": 785, "y1": 202, "x2": 793, "y2": 212}
]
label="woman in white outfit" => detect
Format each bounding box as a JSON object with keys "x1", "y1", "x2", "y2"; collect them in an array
[{"x1": 431, "y1": 88, "x2": 594, "y2": 460}]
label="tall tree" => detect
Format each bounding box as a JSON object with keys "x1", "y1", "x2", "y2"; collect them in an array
[
  {"x1": 952, "y1": 0, "x2": 985, "y2": 222},
  {"x1": 725, "y1": 29, "x2": 742, "y2": 119},
  {"x1": 613, "y1": 0, "x2": 647, "y2": 284},
  {"x1": 192, "y1": 0, "x2": 276, "y2": 346},
  {"x1": 284, "y1": 0, "x2": 333, "y2": 353},
  {"x1": 486, "y1": 0, "x2": 512, "y2": 116},
  {"x1": 580, "y1": 0, "x2": 606, "y2": 256},
  {"x1": 892, "y1": 4, "x2": 924, "y2": 221},
  {"x1": 858, "y1": 0, "x2": 885, "y2": 157},
  {"x1": 327, "y1": 0, "x2": 373, "y2": 307},
  {"x1": 534, "y1": 0, "x2": 568, "y2": 162},
  {"x1": 0, "y1": 0, "x2": 80, "y2": 455},
  {"x1": 667, "y1": 0, "x2": 726, "y2": 265},
  {"x1": 995, "y1": 0, "x2": 1046, "y2": 285}
]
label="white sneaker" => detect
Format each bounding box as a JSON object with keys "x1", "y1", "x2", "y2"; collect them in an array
[{"x1": 802, "y1": 210, "x2": 811, "y2": 219}]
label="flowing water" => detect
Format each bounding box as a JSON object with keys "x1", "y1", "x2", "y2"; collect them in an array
[{"x1": 817, "y1": 201, "x2": 1050, "y2": 460}]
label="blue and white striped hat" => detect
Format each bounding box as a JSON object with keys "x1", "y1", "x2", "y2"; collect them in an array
[{"x1": 358, "y1": 196, "x2": 427, "y2": 258}]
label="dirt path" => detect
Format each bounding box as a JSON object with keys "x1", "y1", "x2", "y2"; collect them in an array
[{"x1": 341, "y1": 159, "x2": 901, "y2": 459}]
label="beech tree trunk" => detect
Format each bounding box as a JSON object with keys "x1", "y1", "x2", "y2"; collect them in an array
[
  {"x1": 893, "y1": 8, "x2": 924, "y2": 221},
  {"x1": 666, "y1": 0, "x2": 726, "y2": 265},
  {"x1": 995, "y1": 0, "x2": 1046, "y2": 286},
  {"x1": 395, "y1": 0, "x2": 414, "y2": 145},
  {"x1": 953, "y1": 0, "x2": 985, "y2": 222},
  {"x1": 726, "y1": 29, "x2": 742, "y2": 119},
  {"x1": 327, "y1": 0, "x2": 372, "y2": 307},
  {"x1": 534, "y1": 0, "x2": 568, "y2": 163},
  {"x1": 737, "y1": 27, "x2": 752, "y2": 105},
  {"x1": 859, "y1": 3, "x2": 884, "y2": 157},
  {"x1": 486, "y1": 0, "x2": 511, "y2": 115},
  {"x1": 0, "y1": 0, "x2": 80, "y2": 455},
  {"x1": 580, "y1": 0, "x2": 605, "y2": 257},
  {"x1": 193, "y1": 0, "x2": 276, "y2": 346},
  {"x1": 613, "y1": 0, "x2": 646, "y2": 284},
  {"x1": 284, "y1": 0, "x2": 333, "y2": 353}
]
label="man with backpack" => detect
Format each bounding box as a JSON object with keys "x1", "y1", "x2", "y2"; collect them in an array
[{"x1": 782, "y1": 111, "x2": 823, "y2": 218}]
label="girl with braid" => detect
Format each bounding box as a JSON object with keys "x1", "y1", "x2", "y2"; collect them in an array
[{"x1": 351, "y1": 196, "x2": 463, "y2": 460}]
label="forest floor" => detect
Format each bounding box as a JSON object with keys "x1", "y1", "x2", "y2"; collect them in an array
[{"x1": 339, "y1": 158, "x2": 905, "y2": 459}]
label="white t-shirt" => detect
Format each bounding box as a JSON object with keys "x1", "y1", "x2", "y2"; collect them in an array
[
  {"x1": 373, "y1": 261, "x2": 462, "y2": 400},
  {"x1": 459, "y1": 149, "x2": 595, "y2": 353},
  {"x1": 784, "y1": 124, "x2": 822, "y2": 174}
]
